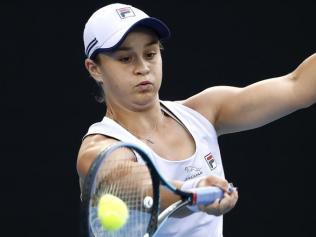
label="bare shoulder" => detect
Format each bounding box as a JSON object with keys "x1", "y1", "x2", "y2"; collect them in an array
[
  {"x1": 77, "y1": 134, "x2": 117, "y2": 178},
  {"x1": 181, "y1": 86, "x2": 241, "y2": 124}
]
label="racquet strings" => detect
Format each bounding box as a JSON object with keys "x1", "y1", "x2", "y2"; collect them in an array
[{"x1": 89, "y1": 147, "x2": 155, "y2": 237}]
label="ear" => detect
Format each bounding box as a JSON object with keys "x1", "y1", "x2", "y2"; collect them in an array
[{"x1": 84, "y1": 58, "x2": 103, "y2": 83}]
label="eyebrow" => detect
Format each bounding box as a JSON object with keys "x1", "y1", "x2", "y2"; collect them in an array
[{"x1": 116, "y1": 40, "x2": 159, "y2": 52}]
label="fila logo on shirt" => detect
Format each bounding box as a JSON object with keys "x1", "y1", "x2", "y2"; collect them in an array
[
  {"x1": 116, "y1": 7, "x2": 136, "y2": 19},
  {"x1": 204, "y1": 152, "x2": 217, "y2": 170}
]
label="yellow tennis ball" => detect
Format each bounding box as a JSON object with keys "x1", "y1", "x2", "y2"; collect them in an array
[{"x1": 97, "y1": 194, "x2": 129, "y2": 231}]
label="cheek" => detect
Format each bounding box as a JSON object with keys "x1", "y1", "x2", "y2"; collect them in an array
[
  {"x1": 152, "y1": 58, "x2": 163, "y2": 79},
  {"x1": 99, "y1": 65, "x2": 116, "y2": 84},
  {"x1": 151, "y1": 66, "x2": 162, "y2": 92},
  {"x1": 103, "y1": 76, "x2": 124, "y2": 93},
  {"x1": 155, "y1": 68, "x2": 163, "y2": 84},
  {"x1": 102, "y1": 70, "x2": 131, "y2": 95}
]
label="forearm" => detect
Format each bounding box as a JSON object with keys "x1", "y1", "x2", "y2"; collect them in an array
[
  {"x1": 292, "y1": 53, "x2": 316, "y2": 108},
  {"x1": 160, "y1": 180, "x2": 183, "y2": 210}
]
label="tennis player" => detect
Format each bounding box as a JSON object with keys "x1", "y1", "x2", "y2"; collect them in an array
[{"x1": 77, "y1": 3, "x2": 316, "y2": 237}]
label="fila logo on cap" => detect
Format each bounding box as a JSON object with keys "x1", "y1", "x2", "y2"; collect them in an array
[
  {"x1": 204, "y1": 152, "x2": 217, "y2": 170},
  {"x1": 116, "y1": 7, "x2": 136, "y2": 19}
]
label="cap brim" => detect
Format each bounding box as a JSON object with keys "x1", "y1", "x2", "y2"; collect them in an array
[
  {"x1": 90, "y1": 17, "x2": 170, "y2": 59},
  {"x1": 133, "y1": 17, "x2": 171, "y2": 40}
]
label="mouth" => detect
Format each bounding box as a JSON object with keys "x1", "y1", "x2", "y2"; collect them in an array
[
  {"x1": 135, "y1": 80, "x2": 153, "y2": 92},
  {"x1": 136, "y1": 80, "x2": 152, "y2": 86}
]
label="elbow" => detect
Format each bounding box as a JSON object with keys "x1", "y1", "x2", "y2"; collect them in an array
[
  {"x1": 76, "y1": 151, "x2": 91, "y2": 179},
  {"x1": 299, "y1": 99, "x2": 315, "y2": 109},
  {"x1": 289, "y1": 72, "x2": 316, "y2": 109}
]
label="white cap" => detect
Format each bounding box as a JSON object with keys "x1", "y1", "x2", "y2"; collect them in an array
[{"x1": 83, "y1": 3, "x2": 171, "y2": 59}]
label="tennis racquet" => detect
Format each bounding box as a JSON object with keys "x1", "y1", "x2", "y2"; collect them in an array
[{"x1": 81, "y1": 142, "x2": 235, "y2": 237}]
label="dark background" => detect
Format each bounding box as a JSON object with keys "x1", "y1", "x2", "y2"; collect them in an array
[{"x1": 2, "y1": 0, "x2": 316, "y2": 236}]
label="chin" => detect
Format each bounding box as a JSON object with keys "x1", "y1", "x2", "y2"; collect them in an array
[{"x1": 131, "y1": 94, "x2": 159, "y2": 111}]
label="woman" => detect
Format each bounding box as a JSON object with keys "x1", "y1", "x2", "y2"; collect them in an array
[{"x1": 77, "y1": 3, "x2": 316, "y2": 236}]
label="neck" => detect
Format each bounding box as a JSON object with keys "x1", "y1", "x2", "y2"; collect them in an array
[{"x1": 105, "y1": 100, "x2": 164, "y2": 142}]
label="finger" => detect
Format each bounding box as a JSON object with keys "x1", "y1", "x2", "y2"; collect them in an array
[
  {"x1": 199, "y1": 176, "x2": 229, "y2": 191},
  {"x1": 200, "y1": 198, "x2": 222, "y2": 216},
  {"x1": 229, "y1": 190, "x2": 239, "y2": 206},
  {"x1": 225, "y1": 189, "x2": 239, "y2": 203},
  {"x1": 219, "y1": 192, "x2": 238, "y2": 214},
  {"x1": 199, "y1": 185, "x2": 239, "y2": 216}
]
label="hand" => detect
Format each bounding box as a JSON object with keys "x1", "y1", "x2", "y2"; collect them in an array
[{"x1": 197, "y1": 176, "x2": 238, "y2": 216}]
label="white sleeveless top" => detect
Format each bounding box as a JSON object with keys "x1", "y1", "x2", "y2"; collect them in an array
[{"x1": 84, "y1": 101, "x2": 225, "y2": 237}]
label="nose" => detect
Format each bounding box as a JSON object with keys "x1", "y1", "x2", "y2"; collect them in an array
[{"x1": 134, "y1": 57, "x2": 150, "y2": 76}]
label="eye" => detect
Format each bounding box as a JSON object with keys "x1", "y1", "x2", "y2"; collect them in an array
[
  {"x1": 146, "y1": 52, "x2": 157, "y2": 60},
  {"x1": 118, "y1": 56, "x2": 132, "y2": 63}
]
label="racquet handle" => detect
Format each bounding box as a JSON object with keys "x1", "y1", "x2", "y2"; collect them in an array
[
  {"x1": 190, "y1": 183, "x2": 236, "y2": 205},
  {"x1": 190, "y1": 186, "x2": 224, "y2": 205}
]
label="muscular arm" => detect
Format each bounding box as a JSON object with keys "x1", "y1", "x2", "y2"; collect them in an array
[
  {"x1": 76, "y1": 134, "x2": 182, "y2": 209},
  {"x1": 184, "y1": 53, "x2": 316, "y2": 135}
]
